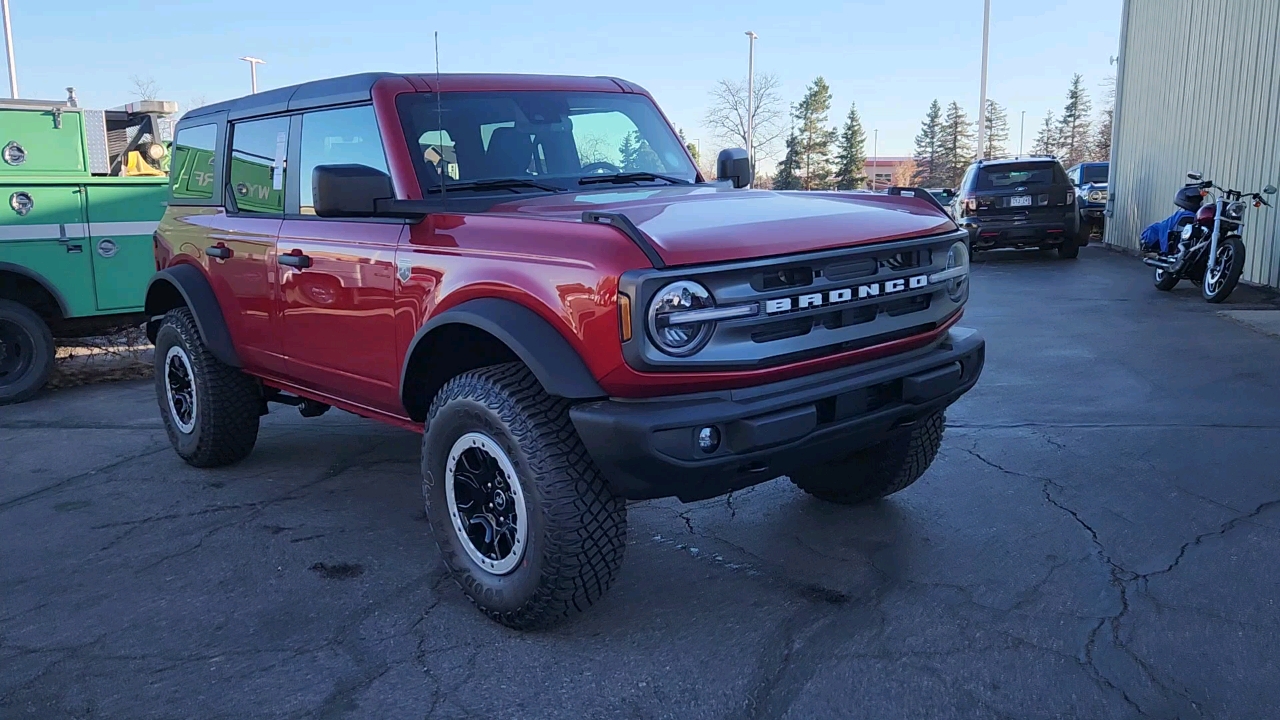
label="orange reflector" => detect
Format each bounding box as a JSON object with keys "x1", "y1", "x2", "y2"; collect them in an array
[{"x1": 618, "y1": 293, "x2": 633, "y2": 342}]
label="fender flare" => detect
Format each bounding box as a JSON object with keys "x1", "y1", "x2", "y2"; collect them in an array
[
  {"x1": 144, "y1": 264, "x2": 241, "y2": 368},
  {"x1": 0, "y1": 262, "x2": 70, "y2": 318},
  {"x1": 401, "y1": 298, "x2": 606, "y2": 405}
]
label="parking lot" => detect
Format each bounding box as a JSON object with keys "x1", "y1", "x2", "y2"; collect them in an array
[{"x1": 3, "y1": 246, "x2": 1279, "y2": 719}]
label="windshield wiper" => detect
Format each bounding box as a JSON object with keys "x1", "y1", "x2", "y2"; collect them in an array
[
  {"x1": 425, "y1": 178, "x2": 562, "y2": 194},
  {"x1": 578, "y1": 172, "x2": 690, "y2": 186}
]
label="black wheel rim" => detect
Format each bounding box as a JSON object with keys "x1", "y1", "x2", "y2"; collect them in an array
[
  {"x1": 445, "y1": 432, "x2": 527, "y2": 575},
  {"x1": 0, "y1": 319, "x2": 36, "y2": 388},
  {"x1": 164, "y1": 346, "x2": 197, "y2": 433}
]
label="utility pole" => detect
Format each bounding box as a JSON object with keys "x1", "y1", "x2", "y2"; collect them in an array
[
  {"x1": 745, "y1": 31, "x2": 757, "y2": 184},
  {"x1": 1019, "y1": 110, "x2": 1026, "y2": 156},
  {"x1": 976, "y1": 0, "x2": 991, "y2": 159},
  {"x1": 871, "y1": 129, "x2": 879, "y2": 191},
  {"x1": 2, "y1": 0, "x2": 17, "y2": 98},
  {"x1": 239, "y1": 56, "x2": 265, "y2": 94}
]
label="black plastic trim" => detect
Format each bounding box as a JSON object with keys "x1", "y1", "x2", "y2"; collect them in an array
[
  {"x1": 0, "y1": 262, "x2": 70, "y2": 318},
  {"x1": 887, "y1": 186, "x2": 950, "y2": 215},
  {"x1": 582, "y1": 211, "x2": 666, "y2": 269},
  {"x1": 401, "y1": 298, "x2": 606, "y2": 406},
  {"x1": 144, "y1": 264, "x2": 242, "y2": 367}
]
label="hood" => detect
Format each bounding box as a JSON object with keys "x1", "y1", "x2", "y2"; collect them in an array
[{"x1": 488, "y1": 185, "x2": 956, "y2": 267}]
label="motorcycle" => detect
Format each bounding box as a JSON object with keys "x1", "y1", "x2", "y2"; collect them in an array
[{"x1": 1142, "y1": 172, "x2": 1277, "y2": 303}]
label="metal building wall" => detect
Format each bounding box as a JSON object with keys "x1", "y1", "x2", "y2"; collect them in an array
[{"x1": 1107, "y1": 0, "x2": 1280, "y2": 287}]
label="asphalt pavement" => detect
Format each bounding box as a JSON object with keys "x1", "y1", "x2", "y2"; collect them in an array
[{"x1": 3, "y1": 245, "x2": 1280, "y2": 720}]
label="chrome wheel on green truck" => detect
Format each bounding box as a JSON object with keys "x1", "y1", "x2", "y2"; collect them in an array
[{"x1": 0, "y1": 299, "x2": 55, "y2": 405}]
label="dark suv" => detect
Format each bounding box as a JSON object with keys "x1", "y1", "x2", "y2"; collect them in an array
[{"x1": 951, "y1": 157, "x2": 1084, "y2": 259}]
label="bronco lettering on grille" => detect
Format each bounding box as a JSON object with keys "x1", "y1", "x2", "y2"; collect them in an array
[{"x1": 764, "y1": 274, "x2": 932, "y2": 315}]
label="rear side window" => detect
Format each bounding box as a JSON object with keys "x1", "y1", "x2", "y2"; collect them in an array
[
  {"x1": 977, "y1": 162, "x2": 1066, "y2": 190},
  {"x1": 298, "y1": 105, "x2": 390, "y2": 214},
  {"x1": 169, "y1": 124, "x2": 218, "y2": 201},
  {"x1": 229, "y1": 117, "x2": 288, "y2": 214}
]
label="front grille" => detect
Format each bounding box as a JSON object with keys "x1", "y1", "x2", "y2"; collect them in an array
[{"x1": 619, "y1": 229, "x2": 969, "y2": 372}]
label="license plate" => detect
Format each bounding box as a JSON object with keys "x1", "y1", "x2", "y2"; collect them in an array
[{"x1": 1010, "y1": 195, "x2": 1033, "y2": 207}]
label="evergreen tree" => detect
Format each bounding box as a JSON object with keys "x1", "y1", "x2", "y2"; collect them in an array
[
  {"x1": 794, "y1": 77, "x2": 837, "y2": 190},
  {"x1": 1092, "y1": 76, "x2": 1115, "y2": 162},
  {"x1": 618, "y1": 131, "x2": 642, "y2": 171},
  {"x1": 937, "y1": 101, "x2": 975, "y2": 188},
  {"x1": 772, "y1": 133, "x2": 803, "y2": 190},
  {"x1": 912, "y1": 100, "x2": 945, "y2": 187},
  {"x1": 982, "y1": 99, "x2": 1010, "y2": 160},
  {"x1": 833, "y1": 102, "x2": 867, "y2": 190},
  {"x1": 1055, "y1": 74, "x2": 1093, "y2": 167},
  {"x1": 679, "y1": 128, "x2": 700, "y2": 165},
  {"x1": 1033, "y1": 111, "x2": 1057, "y2": 156}
]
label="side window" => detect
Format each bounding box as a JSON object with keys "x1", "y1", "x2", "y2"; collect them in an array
[
  {"x1": 169, "y1": 124, "x2": 218, "y2": 201},
  {"x1": 1067, "y1": 167, "x2": 1079, "y2": 185},
  {"x1": 228, "y1": 116, "x2": 288, "y2": 214},
  {"x1": 298, "y1": 105, "x2": 390, "y2": 214}
]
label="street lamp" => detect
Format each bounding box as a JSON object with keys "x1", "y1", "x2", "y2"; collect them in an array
[
  {"x1": 745, "y1": 31, "x2": 757, "y2": 184},
  {"x1": 1019, "y1": 110, "x2": 1026, "y2": 156},
  {"x1": 2, "y1": 0, "x2": 17, "y2": 98},
  {"x1": 239, "y1": 56, "x2": 265, "y2": 94},
  {"x1": 871, "y1": 129, "x2": 879, "y2": 191},
  {"x1": 976, "y1": 0, "x2": 991, "y2": 158}
]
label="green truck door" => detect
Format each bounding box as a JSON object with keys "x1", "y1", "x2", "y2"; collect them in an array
[
  {"x1": 83, "y1": 183, "x2": 167, "y2": 311},
  {"x1": 0, "y1": 183, "x2": 94, "y2": 316}
]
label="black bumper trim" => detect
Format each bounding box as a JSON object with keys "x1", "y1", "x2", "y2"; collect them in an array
[{"x1": 570, "y1": 327, "x2": 985, "y2": 502}]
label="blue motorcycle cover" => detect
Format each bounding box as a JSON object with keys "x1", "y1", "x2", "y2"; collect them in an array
[{"x1": 1141, "y1": 210, "x2": 1194, "y2": 253}]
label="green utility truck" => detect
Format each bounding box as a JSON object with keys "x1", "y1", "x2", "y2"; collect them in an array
[{"x1": 1, "y1": 93, "x2": 177, "y2": 404}]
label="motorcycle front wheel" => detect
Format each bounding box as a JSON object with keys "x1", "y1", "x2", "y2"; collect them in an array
[{"x1": 1202, "y1": 236, "x2": 1245, "y2": 303}]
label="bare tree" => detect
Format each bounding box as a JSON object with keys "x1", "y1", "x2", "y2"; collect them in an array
[
  {"x1": 703, "y1": 72, "x2": 786, "y2": 170},
  {"x1": 576, "y1": 133, "x2": 613, "y2": 166},
  {"x1": 186, "y1": 95, "x2": 209, "y2": 112},
  {"x1": 130, "y1": 75, "x2": 160, "y2": 101}
]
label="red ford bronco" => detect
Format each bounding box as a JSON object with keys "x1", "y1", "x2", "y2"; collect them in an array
[{"x1": 147, "y1": 73, "x2": 984, "y2": 628}]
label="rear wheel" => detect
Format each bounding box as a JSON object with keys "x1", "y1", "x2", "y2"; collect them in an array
[
  {"x1": 153, "y1": 308, "x2": 261, "y2": 467},
  {"x1": 1057, "y1": 236, "x2": 1080, "y2": 259},
  {"x1": 1154, "y1": 268, "x2": 1180, "y2": 291},
  {"x1": 422, "y1": 363, "x2": 627, "y2": 629},
  {"x1": 1202, "y1": 236, "x2": 1245, "y2": 303},
  {"x1": 0, "y1": 300, "x2": 55, "y2": 405},
  {"x1": 789, "y1": 412, "x2": 945, "y2": 505}
]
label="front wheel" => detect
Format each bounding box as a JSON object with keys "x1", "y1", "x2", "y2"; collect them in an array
[
  {"x1": 1154, "y1": 268, "x2": 1180, "y2": 291},
  {"x1": 1202, "y1": 236, "x2": 1245, "y2": 303},
  {"x1": 789, "y1": 412, "x2": 945, "y2": 505},
  {"x1": 0, "y1": 300, "x2": 55, "y2": 405},
  {"x1": 422, "y1": 363, "x2": 627, "y2": 630}
]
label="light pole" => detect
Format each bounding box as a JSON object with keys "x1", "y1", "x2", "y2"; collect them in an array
[
  {"x1": 871, "y1": 129, "x2": 879, "y2": 191},
  {"x1": 2, "y1": 0, "x2": 17, "y2": 98},
  {"x1": 745, "y1": 31, "x2": 757, "y2": 183},
  {"x1": 1019, "y1": 110, "x2": 1026, "y2": 156},
  {"x1": 239, "y1": 56, "x2": 265, "y2": 94},
  {"x1": 976, "y1": 0, "x2": 991, "y2": 159}
]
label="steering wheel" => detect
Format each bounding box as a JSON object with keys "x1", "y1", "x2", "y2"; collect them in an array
[{"x1": 581, "y1": 161, "x2": 622, "y2": 175}]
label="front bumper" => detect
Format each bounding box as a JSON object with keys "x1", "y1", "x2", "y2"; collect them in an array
[{"x1": 570, "y1": 327, "x2": 985, "y2": 502}]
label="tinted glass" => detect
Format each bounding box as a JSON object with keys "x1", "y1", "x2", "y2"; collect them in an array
[
  {"x1": 169, "y1": 124, "x2": 217, "y2": 201},
  {"x1": 1081, "y1": 165, "x2": 1109, "y2": 184},
  {"x1": 398, "y1": 91, "x2": 697, "y2": 192},
  {"x1": 229, "y1": 116, "x2": 288, "y2": 214},
  {"x1": 977, "y1": 162, "x2": 1066, "y2": 190},
  {"x1": 298, "y1": 105, "x2": 389, "y2": 214}
]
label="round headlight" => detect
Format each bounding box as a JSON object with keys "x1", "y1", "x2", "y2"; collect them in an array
[
  {"x1": 1225, "y1": 201, "x2": 1246, "y2": 220},
  {"x1": 945, "y1": 241, "x2": 969, "y2": 302},
  {"x1": 1180, "y1": 223, "x2": 1195, "y2": 240},
  {"x1": 647, "y1": 281, "x2": 715, "y2": 356},
  {"x1": 1089, "y1": 190, "x2": 1104, "y2": 202}
]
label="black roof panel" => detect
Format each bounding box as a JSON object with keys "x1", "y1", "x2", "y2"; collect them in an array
[{"x1": 180, "y1": 72, "x2": 395, "y2": 124}]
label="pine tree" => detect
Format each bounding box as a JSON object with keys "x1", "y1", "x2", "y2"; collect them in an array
[
  {"x1": 772, "y1": 133, "x2": 803, "y2": 190},
  {"x1": 833, "y1": 102, "x2": 867, "y2": 190},
  {"x1": 1092, "y1": 76, "x2": 1115, "y2": 162},
  {"x1": 912, "y1": 100, "x2": 945, "y2": 187},
  {"x1": 937, "y1": 102, "x2": 975, "y2": 188},
  {"x1": 1055, "y1": 74, "x2": 1093, "y2": 167},
  {"x1": 618, "y1": 131, "x2": 642, "y2": 171},
  {"x1": 679, "y1": 128, "x2": 700, "y2": 165},
  {"x1": 794, "y1": 77, "x2": 838, "y2": 190},
  {"x1": 1033, "y1": 111, "x2": 1057, "y2": 156},
  {"x1": 982, "y1": 100, "x2": 1010, "y2": 160}
]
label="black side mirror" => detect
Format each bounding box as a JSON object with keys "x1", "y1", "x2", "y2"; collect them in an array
[
  {"x1": 717, "y1": 148, "x2": 753, "y2": 189},
  {"x1": 313, "y1": 164, "x2": 395, "y2": 217},
  {"x1": 1187, "y1": 171, "x2": 1203, "y2": 181}
]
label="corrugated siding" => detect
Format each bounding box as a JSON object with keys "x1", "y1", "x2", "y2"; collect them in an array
[{"x1": 1107, "y1": 0, "x2": 1280, "y2": 287}]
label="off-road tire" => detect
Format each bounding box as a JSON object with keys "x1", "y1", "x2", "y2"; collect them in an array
[
  {"x1": 0, "y1": 300, "x2": 55, "y2": 405},
  {"x1": 789, "y1": 412, "x2": 945, "y2": 505},
  {"x1": 421, "y1": 362, "x2": 627, "y2": 630},
  {"x1": 153, "y1": 308, "x2": 260, "y2": 467},
  {"x1": 1057, "y1": 236, "x2": 1081, "y2": 259},
  {"x1": 1154, "y1": 268, "x2": 1180, "y2": 291}
]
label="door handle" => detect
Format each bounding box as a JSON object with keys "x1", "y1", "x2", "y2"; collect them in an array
[
  {"x1": 278, "y1": 251, "x2": 312, "y2": 269},
  {"x1": 206, "y1": 244, "x2": 232, "y2": 259}
]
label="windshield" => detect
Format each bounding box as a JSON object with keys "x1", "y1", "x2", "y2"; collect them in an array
[
  {"x1": 977, "y1": 162, "x2": 1066, "y2": 190},
  {"x1": 397, "y1": 91, "x2": 698, "y2": 193},
  {"x1": 1081, "y1": 164, "x2": 1109, "y2": 184}
]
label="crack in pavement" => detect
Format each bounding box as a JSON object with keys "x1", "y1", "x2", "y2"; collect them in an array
[{"x1": 0, "y1": 444, "x2": 170, "y2": 513}]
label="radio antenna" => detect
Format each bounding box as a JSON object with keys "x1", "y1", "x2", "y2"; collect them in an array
[{"x1": 434, "y1": 31, "x2": 446, "y2": 209}]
